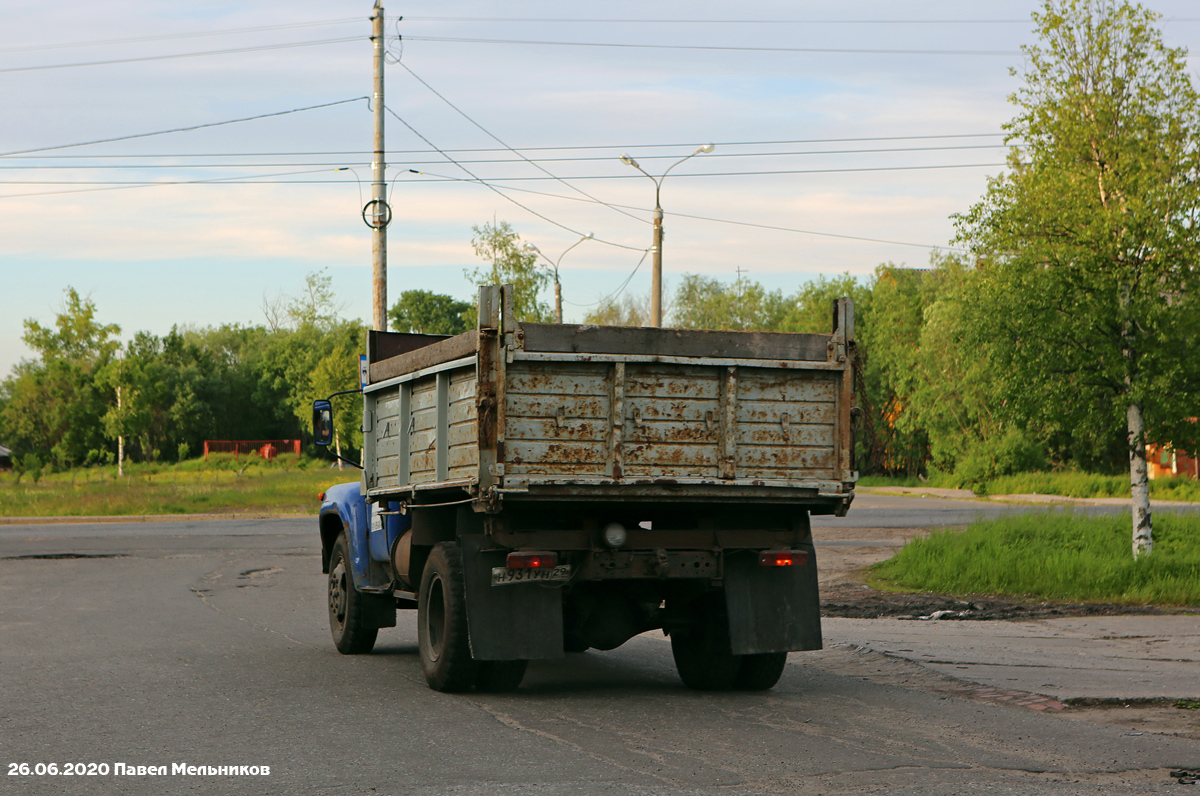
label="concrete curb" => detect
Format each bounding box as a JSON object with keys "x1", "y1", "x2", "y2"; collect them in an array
[{"x1": 0, "y1": 513, "x2": 309, "y2": 526}]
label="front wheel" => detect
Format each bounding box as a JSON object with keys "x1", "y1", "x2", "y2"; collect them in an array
[
  {"x1": 328, "y1": 533, "x2": 378, "y2": 654},
  {"x1": 418, "y1": 542, "x2": 477, "y2": 692}
]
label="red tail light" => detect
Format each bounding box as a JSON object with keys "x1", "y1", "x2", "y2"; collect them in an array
[
  {"x1": 759, "y1": 550, "x2": 807, "y2": 567},
  {"x1": 506, "y1": 551, "x2": 558, "y2": 569},
  {"x1": 318, "y1": 492, "x2": 326, "y2": 501}
]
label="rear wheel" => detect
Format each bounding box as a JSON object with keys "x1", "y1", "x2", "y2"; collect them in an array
[
  {"x1": 670, "y1": 595, "x2": 741, "y2": 691},
  {"x1": 418, "y1": 542, "x2": 477, "y2": 692},
  {"x1": 328, "y1": 533, "x2": 378, "y2": 654},
  {"x1": 735, "y1": 652, "x2": 788, "y2": 691}
]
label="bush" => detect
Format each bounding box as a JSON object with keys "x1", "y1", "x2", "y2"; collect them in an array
[{"x1": 953, "y1": 427, "x2": 1047, "y2": 494}]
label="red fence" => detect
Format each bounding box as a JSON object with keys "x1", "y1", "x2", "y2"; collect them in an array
[{"x1": 203, "y1": 440, "x2": 301, "y2": 461}]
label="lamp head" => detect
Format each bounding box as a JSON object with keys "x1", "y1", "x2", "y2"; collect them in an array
[
  {"x1": 620, "y1": 154, "x2": 640, "y2": 169},
  {"x1": 695, "y1": 144, "x2": 715, "y2": 155}
]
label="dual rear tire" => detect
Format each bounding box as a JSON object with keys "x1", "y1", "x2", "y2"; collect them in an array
[
  {"x1": 328, "y1": 536, "x2": 526, "y2": 692},
  {"x1": 669, "y1": 594, "x2": 788, "y2": 691},
  {"x1": 417, "y1": 542, "x2": 526, "y2": 693}
]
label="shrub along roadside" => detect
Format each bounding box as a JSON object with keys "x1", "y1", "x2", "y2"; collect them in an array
[{"x1": 869, "y1": 512, "x2": 1200, "y2": 606}]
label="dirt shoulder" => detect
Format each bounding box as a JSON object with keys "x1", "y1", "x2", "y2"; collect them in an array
[
  {"x1": 814, "y1": 521, "x2": 1200, "y2": 741},
  {"x1": 814, "y1": 522, "x2": 1198, "y2": 619}
]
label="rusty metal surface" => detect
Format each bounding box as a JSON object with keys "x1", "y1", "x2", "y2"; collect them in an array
[
  {"x1": 576, "y1": 549, "x2": 721, "y2": 580},
  {"x1": 363, "y1": 295, "x2": 857, "y2": 509},
  {"x1": 503, "y1": 360, "x2": 840, "y2": 485}
]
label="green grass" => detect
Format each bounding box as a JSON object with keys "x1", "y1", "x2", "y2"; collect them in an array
[
  {"x1": 870, "y1": 512, "x2": 1200, "y2": 605},
  {"x1": 858, "y1": 474, "x2": 955, "y2": 489},
  {"x1": 0, "y1": 455, "x2": 360, "y2": 517},
  {"x1": 859, "y1": 471, "x2": 1200, "y2": 502}
]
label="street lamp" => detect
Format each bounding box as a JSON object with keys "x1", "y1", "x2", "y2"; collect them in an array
[
  {"x1": 531, "y1": 233, "x2": 594, "y2": 323},
  {"x1": 620, "y1": 144, "x2": 715, "y2": 327}
]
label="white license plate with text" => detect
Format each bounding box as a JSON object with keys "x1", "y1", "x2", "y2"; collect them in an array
[{"x1": 490, "y1": 565, "x2": 571, "y2": 586}]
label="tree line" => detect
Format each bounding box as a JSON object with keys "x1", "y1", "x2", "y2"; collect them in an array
[{"x1": 4, "y1": 1, "x2": 1197, "y2": 558}]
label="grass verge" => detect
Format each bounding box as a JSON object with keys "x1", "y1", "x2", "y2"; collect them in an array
[
  {"x1": 0, "y1": 455, "x2": 360, "y2": 517},
  {"x1": 869, "y1": 512, "x2": 1200, "y2": 605}
]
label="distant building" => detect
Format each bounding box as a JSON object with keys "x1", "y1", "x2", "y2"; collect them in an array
[
  {"x1": 1147, "y1": 442, "x2": 1199, "y2": 480},
  {"x1": 0, "y1": 444, "x2": 11, "y2": 471}
]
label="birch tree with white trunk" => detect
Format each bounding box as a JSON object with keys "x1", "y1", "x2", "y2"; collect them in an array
[{"x1": 957, "y1": 0, "x2": 1200, "y2": 558}]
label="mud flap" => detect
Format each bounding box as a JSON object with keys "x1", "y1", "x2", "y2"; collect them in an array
[
  {"x1": 360, "y1": 592, "x2": 397, "y2": 629},
  {"x1": 723, "y1": 543, "x2": 822, "y2": 655},
  {"x1": 459, "y1": 535, "x2": 565, "y2": 660}
]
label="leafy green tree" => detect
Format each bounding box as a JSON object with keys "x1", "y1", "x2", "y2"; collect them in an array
[
  {"x1": 0, "y1": 288, "x2": 120, "y2": 465},
  {"x1": 21, "y1": 287, "x2": 121, "y2": 366},
  {"x1": 583, "y1": 293, "x2": 650, "y2": 327},
  {"x1": 898, "y1": 255, "x2": 1047, "y2": 487},
  {"x1": 389, "y1": 290, "x2": 471, "y2": 335},
  {"x1": 777, "y1": 272, "x2": 868, "y2": 334},
  {"x1": 671, "y1": 274, "x2": 788, "y2": 331},
  {"x1": 956, "y1": 0, "x2": 1200, "y2": 557},
  {"x1": 467, "y1": 221, "x2": 552, "y2": 323}
]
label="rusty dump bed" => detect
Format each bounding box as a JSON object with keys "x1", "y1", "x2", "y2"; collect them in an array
[{"x1": 361, "y1": 286, "x2": 857, "y2": 513}]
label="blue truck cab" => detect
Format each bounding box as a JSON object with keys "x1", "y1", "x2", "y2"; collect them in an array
[{"x1": 318, "y1": 480, "x2": 411, "y2": 592}]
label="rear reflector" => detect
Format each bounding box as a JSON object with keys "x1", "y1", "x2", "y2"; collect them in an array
[
  {"x1": 506, "y1": 551, "x2": 559, "y2": 570},
  {"x1": 759, "y1": 550, "x2": 808, "y2": 567}
]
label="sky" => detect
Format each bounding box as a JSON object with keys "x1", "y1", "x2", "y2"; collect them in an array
[{"x1": 3, "y1": 1, "x2": 1200, "y2": 376}]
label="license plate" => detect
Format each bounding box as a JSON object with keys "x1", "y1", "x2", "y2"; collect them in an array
[{"x1": 491, "y1": 564, "x2": 571, "y2": 586}]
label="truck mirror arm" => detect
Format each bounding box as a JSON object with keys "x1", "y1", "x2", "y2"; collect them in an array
[{"x1": 311, "y1": 389, "x2": 366, "y2": 470}]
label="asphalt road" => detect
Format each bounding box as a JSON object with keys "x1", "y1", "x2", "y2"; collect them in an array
[{"x1": 2, "y1": 502, "x2": 1198, "y2": 795}]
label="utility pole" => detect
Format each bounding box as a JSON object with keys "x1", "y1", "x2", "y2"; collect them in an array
[
  {"x1": 370, "y1": 1, "x2": 388, "y2": 331},
  {"x1": 620, "y1": 145, "x2": 714, "y2": 327},
  {"x1": 531, "y1": 233, "x2": 593, "y2": 324},
  {"x1": 650, "y1": 207, "x2": 663, "y2": 328}
]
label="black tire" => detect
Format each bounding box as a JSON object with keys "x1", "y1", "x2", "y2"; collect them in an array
[
  {"x1": 670, "y1": 595, "x2": 741, "y2": 691},
  {"x1": 328, "y1": 533, "x2": 378, "y2": 654},
  {"x1": 418, "y1": 542, "x2": 477, "y2": 692},
  {"x1": 735, "y1": 652, "x2": 788, "y2": 691},
  {"x1": 475, "y1": 660, "x2": 528, "y2": 693}
]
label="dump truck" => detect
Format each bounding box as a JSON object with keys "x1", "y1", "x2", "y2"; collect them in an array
[{"x1": 313, "y1": 284, "x2": 857, "y2": 692}]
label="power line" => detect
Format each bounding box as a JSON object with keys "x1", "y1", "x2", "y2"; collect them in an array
[
  {"x1": 0, "y1": 161, "x2": 1010, "y2": 186},
  {"x1": 402, "y1": 17, "x2": 1042, "y2": 24},
  {"x1": 397, "y1": 61, "x2": 645, "y2": 223},
  {"x1": 0, "y1": 134, "x2": 1008, "y2": 160},
  {"x1": 564, "y1": 249, "x2": 652, "y2": 309},
  {"x1": 0, "y1": 36, "x2": 361, "y2": 74},
  {"x1": 0, "y1": 168, "x2": 344, "y2": 200},
  {"x1": 0, "y1": 144, "x2": 1013, "y2": 170},
  {"x1": 405, "y1": 162, "x2": 1009, "y2": 181},
  {"x1": 384, "y1": 104, "x2": 646, "y2": 251},
  {"x1": 402, "y1": 35, "x2": 1020, "y2": 56},
  {"x1": 0, "y1": 98, "x2": 369, "y2": 157},
  {"x1": 400, "y1": 16, "x2": 1200, "y2": 24},
  {"x1": 413, "y1": 170, "x2": 957, "y2": 251},
  {"x1": 0, "y1": 18, "x2": 361, "y2": 54}
]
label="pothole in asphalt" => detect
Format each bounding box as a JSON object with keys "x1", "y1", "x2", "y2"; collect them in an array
[{"x1": 236, "y1": 567, "x2": 283, "y2": 586}]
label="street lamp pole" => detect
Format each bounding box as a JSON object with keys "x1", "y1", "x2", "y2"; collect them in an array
[
  {"x1": 532, "y1": 233, "x2": 594, "y2": 323},
  {"x1": 621, "y1": 144, "x2": 714, "y2": 327}
]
